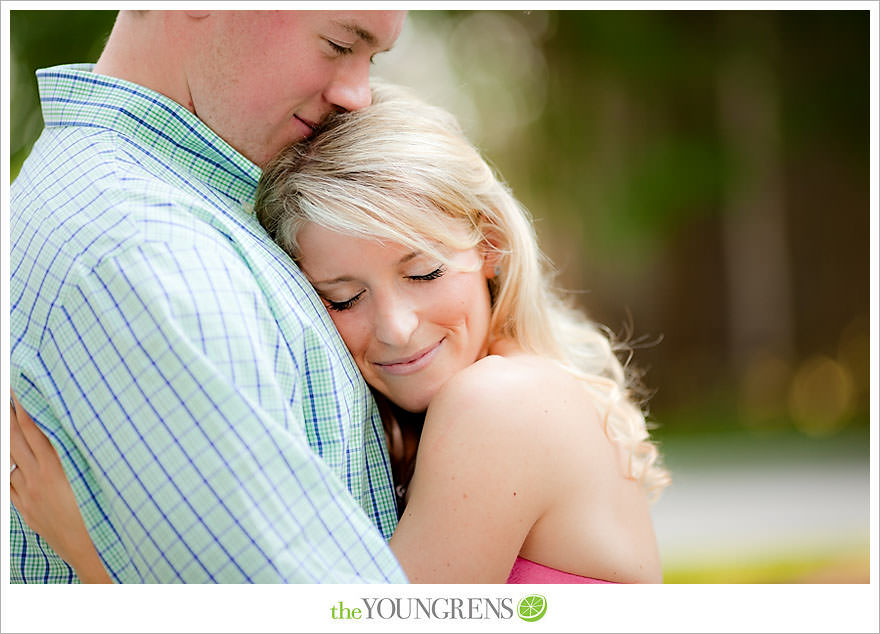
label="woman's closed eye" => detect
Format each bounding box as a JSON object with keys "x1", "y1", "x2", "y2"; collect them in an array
[
  {"x1": 407, "y1": 266, "x2": 446, "y2": 281},
  {"x1": 324, "y1": 290, "x2": 364, "y2": 312},
  {"x1": 320, "y1": 266, "x2": 446, "y2": 312}
]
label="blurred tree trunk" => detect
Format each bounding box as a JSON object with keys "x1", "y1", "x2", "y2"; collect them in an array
[{"x1": 717, "y1": 13, "x2": 794, "y2": 376}]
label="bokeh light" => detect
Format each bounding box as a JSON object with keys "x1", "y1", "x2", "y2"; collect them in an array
[{"x1": 788, "y1": 355, "x2": 855, "y2": 436}]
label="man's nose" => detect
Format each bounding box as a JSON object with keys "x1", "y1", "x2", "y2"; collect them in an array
[{"x1": 324, "y1": 60, "x2": 372, "y2": 112}]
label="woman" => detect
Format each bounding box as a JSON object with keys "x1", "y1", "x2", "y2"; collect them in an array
[{"x1": 10, "y1": 81, "x2": 669, "y2": 583}]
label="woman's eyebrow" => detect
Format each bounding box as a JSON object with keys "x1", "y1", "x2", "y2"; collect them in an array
[
  {"x1": 312, "y1": 275, "x2": 355, "y2": 286},
  {"x1": 311, "y1": 253, "x2": 421, "y2": 286}
]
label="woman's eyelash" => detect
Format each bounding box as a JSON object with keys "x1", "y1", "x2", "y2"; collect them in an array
[
  {"x1": 408, "y1": 266, "x2": 446, "y2": 281},
  {"x1": 326, "y1": 290, "x2": 364, "y2": 312},
  {"x1": 323, "y1": 267, "x2": 444, "y2": 311}
]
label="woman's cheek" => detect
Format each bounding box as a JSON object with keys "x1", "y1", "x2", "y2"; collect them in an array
[{"x1": 334, "y1": 311, "x2": 376, "y2": 362}]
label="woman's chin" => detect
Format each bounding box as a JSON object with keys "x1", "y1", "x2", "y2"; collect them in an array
[
  {"x1": 392, "y1": 397, "x2": 431, "y2": 415},
  {"x1": 381, "y1": 389, "x2": 434, "y2": 416}
]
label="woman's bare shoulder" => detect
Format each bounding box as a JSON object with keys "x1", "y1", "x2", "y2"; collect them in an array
[
  {"x1": 426, "y1": 353, "x2": 603, "y2": 446},
  {"x1": 393, "y1": 354, "x2": 578, "y2": 582}
]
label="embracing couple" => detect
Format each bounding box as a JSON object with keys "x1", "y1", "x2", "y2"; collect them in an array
[{"x1": 9, "y1": 10, "x2": 668, "y2": 584}]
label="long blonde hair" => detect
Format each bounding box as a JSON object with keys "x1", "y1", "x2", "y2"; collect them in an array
[{"x1": 256, "y1": 81, "x2": 669, "y2": 498}]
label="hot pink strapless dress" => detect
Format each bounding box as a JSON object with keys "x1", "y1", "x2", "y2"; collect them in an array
[{"x1": 506, "y1": 556, "x2": 615, "y2": 584}]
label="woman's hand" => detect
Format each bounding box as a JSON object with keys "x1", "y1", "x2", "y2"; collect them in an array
[{"x1": 9, "y1": 391, "x2": 112, "y2": 583}]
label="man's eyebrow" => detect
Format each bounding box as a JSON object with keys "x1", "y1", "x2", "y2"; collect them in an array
[{"x1": 333, "y1": 20, "x2": 378, "y2": 47}]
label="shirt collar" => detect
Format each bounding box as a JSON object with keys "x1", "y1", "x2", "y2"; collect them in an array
[{"x1": 36, "y1": 63, "x2": 262, "y2": 205}]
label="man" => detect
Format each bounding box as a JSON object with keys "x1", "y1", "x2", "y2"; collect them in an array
[{"x1": 9, "y1": 10, "x2": 408, "y2": 583}]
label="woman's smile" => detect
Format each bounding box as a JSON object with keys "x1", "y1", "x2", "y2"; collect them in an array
[{"x1": 374, "y1": 338, "x2": 445, "y2": 376}]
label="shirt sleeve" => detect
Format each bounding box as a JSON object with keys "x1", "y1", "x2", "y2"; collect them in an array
[{"x1": 31, "y1": 234, "x2": 406, "y2": 583}]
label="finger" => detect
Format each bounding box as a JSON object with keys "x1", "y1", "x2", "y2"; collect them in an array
[
  {"x1": 10, "y1": 408, "x2": 37, "y2": 474},
  {"x1": 10, "y1": 394, "x2": 18, "y2": 468},
  {"x1": 10, "y1": 462, "x2": 23, "y2": 503},
  {"x1": 10, "y1": 482, "x2": 21, "y2": 512},
  {"x1": 9, "y1": 392, "x2": 19, "y2": 445},
  {"x1": 10, "y1": 389, "x2": 21, "y2": 416},
  {"x1": 11, "y1": 396, "x2": 65, "y2": 478},
  {"x1": 10, "y1": 391, "x2": 53, "y2": 453},
  {"x1": 9, "y1": 476, "x2": 28, "y2": 523},
  {"x1": 10, "y1": 460, "x2": 37, "y2": 525}
]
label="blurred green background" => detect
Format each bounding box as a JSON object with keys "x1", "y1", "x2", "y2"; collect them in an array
[{"x1": 9, "y1": 10, "x2": 871, "y2": 583}]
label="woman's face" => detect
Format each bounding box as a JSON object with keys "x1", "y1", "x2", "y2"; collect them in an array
[{"x1": 297, "y1": 222, "x2": 494, "y2": 412}]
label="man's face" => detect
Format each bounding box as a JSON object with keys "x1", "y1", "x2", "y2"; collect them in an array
[{"x1": 184, "y1": 11, "x2": 406, "y2": 167}]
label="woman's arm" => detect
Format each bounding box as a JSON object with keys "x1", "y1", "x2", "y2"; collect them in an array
[
  {"x1": 388, "y1": 357, "x2": 555, "y2": 583},
  {"x1": 9, "y1": 392, "x2": 112, "y2": 584}
]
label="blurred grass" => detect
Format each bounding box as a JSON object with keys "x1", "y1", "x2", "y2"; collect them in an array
[
  {"x1": 652, "y1": 395, "x2": 869, "y2": 468},
  {"x1": 653, "y1": 405, "x2": 869, "y2": 584},
  {"x1": 654, "y1": 423, "x2": 869, "y2": 471},
  {"x1": 665, "y1": 546, "x2": 869, "y2": 584}
]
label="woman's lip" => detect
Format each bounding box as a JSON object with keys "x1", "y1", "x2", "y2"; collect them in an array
[{"x1": 375, "y1": 340, "x2": 444, "y2": 376}]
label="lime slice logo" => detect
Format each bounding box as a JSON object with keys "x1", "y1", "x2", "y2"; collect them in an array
[{"x1": 517, "y1": 594, "x2": 547, "y2": 622}]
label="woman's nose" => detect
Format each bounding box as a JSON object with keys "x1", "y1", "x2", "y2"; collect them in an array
[{"x1": 373, "y1": 297, "x2": 419, "y2": 347}]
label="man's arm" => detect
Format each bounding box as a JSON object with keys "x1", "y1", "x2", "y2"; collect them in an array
[{"x1": 15, "y1": 235, "x2": 406, "y2": 583}]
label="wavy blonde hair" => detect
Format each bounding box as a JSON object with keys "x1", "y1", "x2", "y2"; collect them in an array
[{"x1": 256, "y1": 81, "x2": 669, "y2": 499}]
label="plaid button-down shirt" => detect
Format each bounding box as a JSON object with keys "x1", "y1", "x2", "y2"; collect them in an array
[{"x1": 9, "y1": 64, "x2": 405, "y2": 583}]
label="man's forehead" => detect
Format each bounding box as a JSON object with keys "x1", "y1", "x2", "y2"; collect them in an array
[{"x1": 324, "y1": 11, "x2": 406, "y2": 49}]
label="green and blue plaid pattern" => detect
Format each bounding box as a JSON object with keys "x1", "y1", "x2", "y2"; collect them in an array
[{"x1": 10, "y1": 64, "x2": 405, "y2": 583}]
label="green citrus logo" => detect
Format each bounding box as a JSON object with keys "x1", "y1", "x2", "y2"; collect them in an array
[{"x1": 517, "y1": 594, "x2": 547, "y2": 622}]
